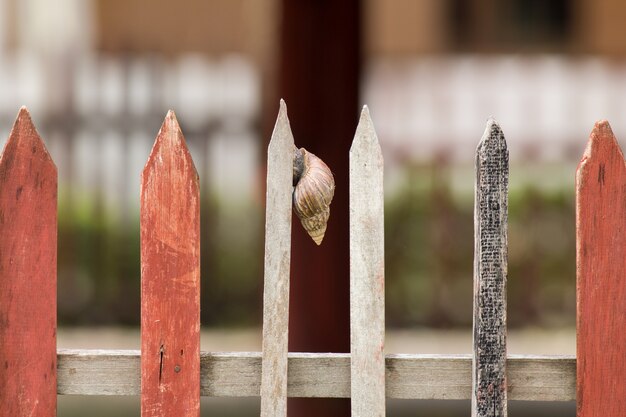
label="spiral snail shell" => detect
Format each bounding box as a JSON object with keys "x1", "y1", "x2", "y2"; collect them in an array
[{"x1": 292, "y1": 147, "x2": 335, "y2": 245}]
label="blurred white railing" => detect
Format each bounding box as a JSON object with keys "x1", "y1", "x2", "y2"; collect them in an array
[
  {"x1": 0, "y1": 52, "x2": 261, "y2": 215},
  {"x1": 1, "y1": 53, "x2": 626, "y2": 213},
  {"x1": 364, "y1": 56, "x2": 626, "y2": 162}
]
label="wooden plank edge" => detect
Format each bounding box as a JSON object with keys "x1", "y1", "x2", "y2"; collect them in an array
[{"x1": 57, "y1": 350, "x2": 575, "y2": 401}]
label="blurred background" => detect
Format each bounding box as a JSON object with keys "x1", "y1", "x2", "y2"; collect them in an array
[{"x1": 2, "y1": 0, "x2": 625, "y2": 416}]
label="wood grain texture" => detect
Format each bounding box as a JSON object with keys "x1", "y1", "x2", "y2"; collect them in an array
[
  {"x1": 0, "y1": 108, "x2": 57, "y2": 417},
  {"x1": 141, "y1": 111, "x2": 200, "y2": 417},
  {"x1": 56, "y1": 350, "x2": 576, "y2": 401},
  {"x1": 576, "y1": 121, "x2": 626, "y2": 417},
  {"x1": 58, "y1": 350, "x2": 140, "y2": 395},
  {"x1": 473, "y1": 119, "x2": 509, "y2": 417},
  {"x1": 260, "y1": 99, "x2": 294, "y2": 417},
  {"x1": 349, "y1": 106, "x2": 385, "y2": 416}
]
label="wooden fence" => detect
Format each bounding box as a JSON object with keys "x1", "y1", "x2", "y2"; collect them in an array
[{"x1": 0, "y1": 102, "x2": 625, "y2": 417}]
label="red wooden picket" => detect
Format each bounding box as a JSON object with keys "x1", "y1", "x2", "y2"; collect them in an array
[
  {"x1": 141, "y1": 111, "x2": 200, "y2": 417},
  {"x1": 576, "y1": 121, "x2": 626, "y2": 417},
  {"x1": 0, "y1": 108, "x2": 57, "y2": 416}
]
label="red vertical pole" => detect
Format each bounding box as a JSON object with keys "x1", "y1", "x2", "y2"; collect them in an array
[
  {"x1": 0, "y1": 108, "x2": 58, "y2": 416},
  {"x1": 278, "y1": 1, "x2": 361, "y2": 416},
  {"x1": 576, "y1": 121, "x2": 626, "y2": 417},
  {"x1": 141, "y1": 111, "x2": 200, "y2": 417}
]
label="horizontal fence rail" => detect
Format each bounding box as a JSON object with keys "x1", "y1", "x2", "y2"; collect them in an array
[{"x1": 57, "y1": 350, "x2": 576, "y2": 401}]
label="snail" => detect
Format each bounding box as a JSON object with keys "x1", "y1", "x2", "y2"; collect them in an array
[{"x1": 292, "y1": 147, "x2": 335, "y2": 245}]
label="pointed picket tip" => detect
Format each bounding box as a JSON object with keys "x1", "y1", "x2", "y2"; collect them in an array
[
  {"x1": 477, "y1": 118, "x2": 507, "y2": 153},
  {"x1": 579, "y1": 120, "x2": 625, "y2": 168},
  {"x1": 143, "y1": 110, "x2": 198, "y2": 179},
  {"x1": 157, "y1": 109, "x2": 183, "y2": 146},
  {"x1": 1, "y1": 106, "x2": 56, "y2": 173},
  {"x1": 269, "y1": 99, "x2": 295, "y2": 150},
  {"x1": 350, "y1": 105, "x2": 382, "y2": 154},
  {"x1": 15, "y1": 105, "x2": 31, "y2": 123},
  {"x1": 360, "y1": 104, "x2": 370, "y2": 119},
  {"x1": 276, "y1": 99, "x2": 288, "y2": 129},
  {"x1": 585, "y1": 120, "x2": 621, "y2": 156},
  {"x1": 15, "y1": 105, "x2": 31, "y2": 124}
]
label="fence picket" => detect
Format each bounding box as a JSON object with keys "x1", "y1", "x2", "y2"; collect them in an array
[
  {"x1": 349, "y1": 106, "x2": 385, "y2": 416},
  {"x1": 472, "y1": 119, "x2": 509, "y2": 417},
  {"x1": 140, "y1": 111, "x2": 200, "y2": 417},
  {"x1": 576, "y1": 121, "x2": 626, "y2": 417},
  {"x1": 260, "y1": 100, "x2": 294, "y2": 417},
  {"x1": 0, "y1": 108, "x2": 58, "y2": 417}
]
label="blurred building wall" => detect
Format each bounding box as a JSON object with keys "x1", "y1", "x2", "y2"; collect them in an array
[
  {"x1": 365, "y1": 0, "x2": 450, "y2": 55},
  {"x1": 3, "y1": 0, "x2": 626, "y2": 57},
  {"x1": 95, "y1": 0, "x2": 277, "y2": 65},
  {"x1": 362, "y1": 0, "x2": 626, "y2": 55},
  {"x1": 578, "y1": 0, "x2": 626, "y2": 55}
]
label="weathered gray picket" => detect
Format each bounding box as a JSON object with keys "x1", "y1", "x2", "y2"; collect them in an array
[
  {"x1": 349, "y1": 106, "x2": 385, "y2": 417},
  {"x1": 260, "y1": 100, "x2": 294, "y2": 417},
  {"x1": 472, "y1": 119, "x2": 509, "y2": 417}
]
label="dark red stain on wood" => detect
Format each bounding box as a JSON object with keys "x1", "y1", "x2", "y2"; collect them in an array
[
  {"x1": 141, "y1": 111, "x2": 200, "y2": 417},
  {"x1": 0, "y1": 108, "x2": 57, "y2": 416},
  {"x1": 576, "y1": 121, "x2": 626, "y2": 417},
  {"x1": 278, "y1": 1, "x2": 361, "y2": 415}
]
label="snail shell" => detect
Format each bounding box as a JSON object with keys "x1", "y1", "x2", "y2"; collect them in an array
[{"x1": 292, "y1": 147, "x2": 335, "y2": 245}]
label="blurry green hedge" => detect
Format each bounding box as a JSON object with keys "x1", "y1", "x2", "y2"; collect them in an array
[
  {"x1": 57, "y1": 193, "x2": 263, "y2": 326},
  {"x1": 385, "y1": 165, "x2": 575, "y2": 328},
  {"x1": 57, "y1": 166, "x2": 575, "y2": 328}
]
